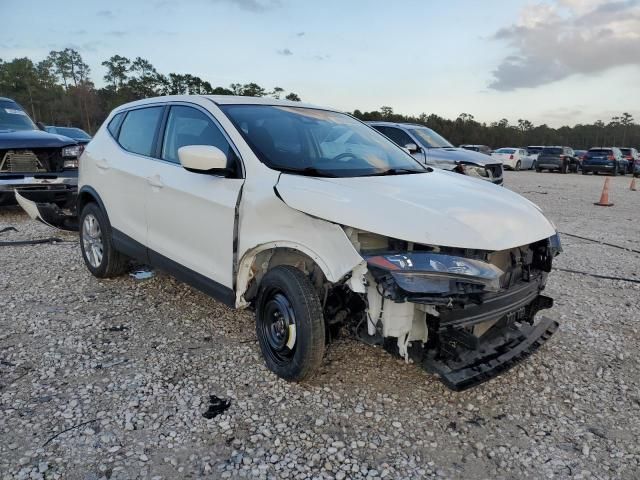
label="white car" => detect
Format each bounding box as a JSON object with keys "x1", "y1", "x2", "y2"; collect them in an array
[
  {"x1": 16, "y1": 95, "x2": 562, "y2": 390},
  {"x1": 491, "y1": 147, "x2": 534, "y2": 170}
]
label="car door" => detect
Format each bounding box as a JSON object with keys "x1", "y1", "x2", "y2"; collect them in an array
[
  {"x1": 102, "y1": 105, "x2": 164, "y2": 249},
  {"x1": 375, "y1": 126, "x2": 426, "y2": 163},
  {"x1": 145, "y1": 104, "x2": 244, "y2": 290}
]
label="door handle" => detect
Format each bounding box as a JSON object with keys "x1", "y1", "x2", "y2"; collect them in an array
[
  {"x1": 96, "y1": 159, "x2": 110, "y2": 170},
  {"x1": 146, "y1": 176, "x2": 164, "y2": 189}
]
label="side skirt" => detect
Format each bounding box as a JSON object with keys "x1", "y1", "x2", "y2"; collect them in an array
[{"x1": 112, "y1": 228, "x2": 236, "y2": 308}]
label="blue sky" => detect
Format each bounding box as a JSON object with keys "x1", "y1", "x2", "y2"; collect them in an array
[{"x1": 2, "y1": 0, "x2": 639, "y2": 127}]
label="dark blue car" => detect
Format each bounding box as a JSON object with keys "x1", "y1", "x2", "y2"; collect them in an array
[
  {"x1": 0, "y1": 97, "x2": 80, "y2": 205},
  {"x1": 581, "y1": 147, "x2": 629, "y2": 176}
]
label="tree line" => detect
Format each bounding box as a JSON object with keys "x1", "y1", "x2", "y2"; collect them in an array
[
  {"x1": 1, "y1": 49, "x2": 637, "y2": 149},
  {"x1": 353, "y1": 108, "x2": 639, "y2": 150},
  {"x1": 0, "y1": 49, "x2": 301, "y2": 134}
]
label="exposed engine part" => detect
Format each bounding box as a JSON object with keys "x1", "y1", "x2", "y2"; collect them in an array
[{"x1": 0, "y1": 150, "x2": 46, "y2": 173}]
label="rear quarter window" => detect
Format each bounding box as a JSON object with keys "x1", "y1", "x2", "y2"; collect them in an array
[
  {"x1": 107, "y1": 112, "x2": 125, "y2": 138},
  {"x1": 117, "y1": 107, "x2": 164, "y2": 157}
]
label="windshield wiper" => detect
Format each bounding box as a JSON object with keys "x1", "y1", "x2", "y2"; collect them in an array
[
  {"x1": 366, "y1": 168, "x2": 427, "y2": 176},
  {"x1": 276, "y1": 166, "x2": 338, "y2": 178}
]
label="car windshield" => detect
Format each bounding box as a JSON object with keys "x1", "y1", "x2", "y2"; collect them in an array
[
  {"x1": 220, "y1": 105, "x2": 427, "y2": 177},
  {"x1": 495, "y1": 148, "x2": 515, "y2": 154},
  {"x1": 408, "y1": 128, "x2": 453, "y2": 148},
  {"x1": 55, "y1": 127, "x2": 91, "y2": 139},
  {"x1": 0, "y1": 100, "x2": 37, "y2": 131},
  {"x1": 542, "y1": 147, "x2": 563, "y2": 154}
]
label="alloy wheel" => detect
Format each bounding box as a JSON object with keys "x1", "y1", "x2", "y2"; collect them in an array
[{"x1": 82, "y1": 213, "x2": 104, "y2": 268}]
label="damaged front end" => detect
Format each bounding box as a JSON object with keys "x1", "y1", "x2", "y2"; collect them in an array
[
  {"x1": 15, "y1": 188, "x2": 78, "y2": 231},
  {"x1": 347, "y1": 229, "x2": 561, "y2": 390}
]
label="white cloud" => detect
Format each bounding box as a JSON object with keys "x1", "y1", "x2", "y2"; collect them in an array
[{"x1": 490, "y1": 0, "x2": 640, "y2": 90}]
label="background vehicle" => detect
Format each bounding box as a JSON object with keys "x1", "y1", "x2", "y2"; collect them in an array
[
  {"x1": 491, "y1": 147, "x2": 533, "y2": 170},
  {"x1": 368, "y1": 122, "x2": 503, "y2": 185},
  {"x1": 620, "y1": 147, "x2": 639, "y2": 174},
  {"x1": 574, "y1": 149, "x2": 587, "y2": 164},
  {"x1": 582, "y1": 147, "x2": 628, "y2": 176},
  {"x1": 460, "y1": 144, "x2": 491, "y2": 155},
  {"x1": 0, "y1": 97, "x2": 79, "y2": 206},
  {"x1": 536, "y1": 146, "x2": 579, "y2": 173},
  {"x1": 20, "y1": 95, "x2": 561, "y2": 390},
  {"x1": 45, "y1": 126, "x2": 92, "y2": 152},
  {"x1": 526, "y1": 146, "x2": 544, "y2": 163}
]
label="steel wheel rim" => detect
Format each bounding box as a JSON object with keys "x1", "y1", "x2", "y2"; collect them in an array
[
  {"x1": 259, "y1": 290, "x2": 297, "y2": 365},
  {"x1": 82, "y1": 213, "x2": 103, "y2": 268}
]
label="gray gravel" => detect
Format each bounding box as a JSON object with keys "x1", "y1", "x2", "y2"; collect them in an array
[{"x1": 1, "y1": 171, "x2": 639, "y2": 479}]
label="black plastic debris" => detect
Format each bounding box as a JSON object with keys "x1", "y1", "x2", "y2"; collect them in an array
[
  {"x1": 0, "y1": 225, "x2": 63, "y2": 246},
  {"x1": 202, "y1": 395, "x2": 231, "y2": 419},
  {"x1": 105, "y1": 325, "x2": 128, "y2": 332}
]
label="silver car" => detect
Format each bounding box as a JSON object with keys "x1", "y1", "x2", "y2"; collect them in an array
[{"x1": 368, "y1": 122, "x2": 503, "y2": 185}]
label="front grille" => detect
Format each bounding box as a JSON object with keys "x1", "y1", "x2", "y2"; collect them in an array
[{"x1": 0, "y1": 150, "x2": 46, "y2": 173}]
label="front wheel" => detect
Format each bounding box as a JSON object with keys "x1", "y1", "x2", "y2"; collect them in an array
[
  {"x1": 256, "y1": 266, "x2": 325, "y2": 381},
  {"x1": 613, "y1": 164, "x2": 619, "y2": 176},
  {"x1": 560, "y1": 162, "x2": 568, "y2": 174},
  {"x1": 79, "y1": 203, "x2": 128, "y2": 278}
]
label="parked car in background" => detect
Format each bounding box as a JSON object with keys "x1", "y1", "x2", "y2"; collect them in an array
[
  {"x1": 491, "y1": 147, "x2": 533, "y2": 170},
  {"x1": 574, "y1": 150, "x2": 588, "y2": 163},
  {"x1": 536, "y1": 146, "x2": 580, "y2": 173},
  {"x1": 460, "y1": 144, "x2": 492, "y2": 155},
  {"x1": 0, "y1": 97, "x2": 80, "y2": 206},
  {"x1": 582, "y1": 147, "x2": 628, "y2": 176},
  {"x1": 17, "y1": 95, "x2": 561, "y2": 390},
  {"x1": 369, "y1": 122, "x2": 503, "y2": 185},
  {"x1": 620, "y1": 147, "x2": 639, "y2": 174},
  {"x1": 45, "y1": 126, "x2": 92, "y2": 151},
  {"x1": 526, "y1": 146, "x2": 544, "y2": 163}
]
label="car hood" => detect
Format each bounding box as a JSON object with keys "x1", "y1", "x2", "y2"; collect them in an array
[
  {"x1": 275, "y1": 170, "x2": 556, "y2": 251},
  {"x1": 0, "y1": 129, "x2": 77, "y2": 149},
  {"x1": 429, "y1": 147, "x2": 498, "y2": 166}
]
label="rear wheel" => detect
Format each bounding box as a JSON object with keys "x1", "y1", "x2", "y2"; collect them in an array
[
  {"x1": 515, "y1": 160, "x2": 521, "y2": 171},
  {"x1": 256, "y1": 265, "x2": 325, "y2": 381},
  {"x1": 79, "y1": 203, "x2": 128, "y2": 278},
  {"x1": 560, "y1": 162, "x2": 568, "y2": 174}
]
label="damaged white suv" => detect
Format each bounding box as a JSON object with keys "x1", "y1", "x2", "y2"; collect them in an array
[{"x1": 68, "y1": 95, "x2": 561, "y2": 389}]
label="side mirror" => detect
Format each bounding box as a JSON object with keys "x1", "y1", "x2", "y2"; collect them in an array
[
  {"x1": 36, "y1": 121, "x2": 46, "y2": 131},
  {"x1": 178, "y1": 145, "x2": 229, "y2": 175},
  {"x1": 404, "y1": 143, "x2": 420, "y2": 153}
]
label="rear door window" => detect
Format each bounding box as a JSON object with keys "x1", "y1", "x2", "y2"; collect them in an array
[{"x1": 117, "y1": 107, "x2": 164, "y2": 157}]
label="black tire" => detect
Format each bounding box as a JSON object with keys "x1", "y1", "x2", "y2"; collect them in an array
[
  {"x1": 535, "y1": 167, "x2": 542, "y2": 173},
  {"x1": 530, "y1": 161, "x2": 536, "y2": 170},
  {"x1": 255, "y1": 265, "x2": 325, "y2": 381},
  {"x1": 612, "y1": 164, "x2": 618, "y2": 176},
  {"x1": 79, "y1": 202, "x2": 128, "y2": 278},
  {"x1": 515, "y1": 160, "x2": 521, "y2": 171},
  {"x1": 560, "y1": 161, "x2": 568, "y2": 174},
  {"x1": 582, "y1": 169, "x2": 588, "y2": 175}
]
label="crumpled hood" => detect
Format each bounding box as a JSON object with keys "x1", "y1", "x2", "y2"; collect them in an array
[
  {"x1": 430, "y1": 147, "x2": 499, "y2": 166},
  {"x1": 275, "y1": 170, "x2": 556, "y2": 251},
  {"x1": 0, "y1": 129, "x2": 77, "y2": 149}
]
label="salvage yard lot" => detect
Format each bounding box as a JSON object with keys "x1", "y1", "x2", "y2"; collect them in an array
[{"x1": 1, "y1": 172, "x2": 639, "y2": 479}]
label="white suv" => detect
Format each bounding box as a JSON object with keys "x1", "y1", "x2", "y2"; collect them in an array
[{"x1": 66, "y1": 95, "x2": 561, "y2": 389}]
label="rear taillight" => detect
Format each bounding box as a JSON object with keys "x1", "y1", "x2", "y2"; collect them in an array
[
  {"x1": 509, "y1": 154, "x2": 514, "y2": 160},
  {"x1": 608, "y1": 155, "x2": 615, "y2": 161},
  {"x1": 626, "y1": 155, "x2": 632, "y2": 160}
]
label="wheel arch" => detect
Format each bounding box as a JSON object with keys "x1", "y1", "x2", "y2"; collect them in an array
[
  {"x1": 235, "y1": 241, "x2": 354, "y2": 308},
  {"x1": 77, "y1": 186, "x2": 108, "y2": 217}
]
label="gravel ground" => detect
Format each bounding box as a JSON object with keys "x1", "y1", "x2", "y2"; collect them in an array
[{"x1": 1, "y1": 171, "x2": 639, "y2": 480}]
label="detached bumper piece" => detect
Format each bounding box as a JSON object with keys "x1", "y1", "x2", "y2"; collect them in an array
[
  {"x1": 15, "y1": 188, "x2": 78, "y2": 232},
  {"x1": 401, "y1": 313, "x2": 558, "y2": 391}
]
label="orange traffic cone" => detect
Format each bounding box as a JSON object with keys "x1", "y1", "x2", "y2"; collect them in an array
[
  {"x1": 631, "y1": 177, "x2": 637, "y2": 191},
  {"x1": 594, "y1": 177, "x2": 614, "y2": 206}
]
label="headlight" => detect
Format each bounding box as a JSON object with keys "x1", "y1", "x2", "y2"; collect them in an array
[
  {"x1": 62, "y1": 145, "x2": 81, "y2": 158},
  {"x1": 457, "y1": 163, "x2": 489, "y2": 178},
  {"x1": 63, "y1": 159, "x2": 79, "y2": 169},
  {"x1": 367, "y1": 252, "x2": 503, "y2": 293}
]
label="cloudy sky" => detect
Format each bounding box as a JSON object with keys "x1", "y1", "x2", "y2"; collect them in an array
[{"x1": 2, "y1": 0, "x2": 639, "y2": 126}]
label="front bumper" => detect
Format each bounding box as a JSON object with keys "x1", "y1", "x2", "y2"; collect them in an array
[
  {"x1": 0, "y1": 171, "x2": 78, "y2": 205},
  {"x1": 14, "y1": 188, "x2": 78, "y2": 231}
]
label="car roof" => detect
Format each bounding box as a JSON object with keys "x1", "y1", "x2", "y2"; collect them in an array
[
  {"x1": 0, "y1": 97, "x2": 17, "y2": 102},
  {"x1": 111, "y1": 95, "x2": 336, "y2": 114}
]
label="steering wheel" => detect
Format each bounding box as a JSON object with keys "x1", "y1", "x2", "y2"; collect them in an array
[{"x1": 332, "y1": 152, "x2": 358, "y2": 163}]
